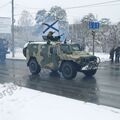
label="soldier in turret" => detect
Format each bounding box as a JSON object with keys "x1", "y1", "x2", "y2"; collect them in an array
[{"x1": 47, "y1": 31, "x2": 60, "y2": 42}]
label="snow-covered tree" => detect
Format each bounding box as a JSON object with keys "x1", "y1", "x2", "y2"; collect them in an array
[
  {"x1": 16, "y1": 10, "x2": 35, "y2": 46},
  {"x1": 96, "y1": 18, "x2": 111, "y2": 52},
  {"x1": 35, "y1": 9, "x2": 47, "y2": 24},
  {"x1": 18, "y1": 10, "x2": 33, "y2": 27},
  {"x1": 68, "y1": 14, "x2": 97, "y2": 51},
  {"x1": 35, "y1": 6, "x2": 67, "y2": 24},
  {"x1": 34, "y1": 6, "x2": 68, "y2": 36},
  {"x1": 99, "y1": 18, "x2": 111, "y2": 26},
  {"x1": 49, "y1": 6, "x2": 67, "y2": 21},
  {"x1": 80, "y1": 13, "x2": 97, "y2": 50},
  {"x1": 116, "y1": 22, "x2": 120, "y2": 45},
  {"x1": 69, "y1": 14, "x2": 118, "y2": 52}
]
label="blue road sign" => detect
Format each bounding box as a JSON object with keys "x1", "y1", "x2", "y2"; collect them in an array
[{"x1": 89, "y1": 22, "x2": 100, "y2": 29}]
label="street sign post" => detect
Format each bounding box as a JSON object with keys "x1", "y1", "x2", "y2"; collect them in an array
[
  {"x1": 88, "y1": 21, "x2": 100, "y2": 55},
  {"x1": 92, "y1": 31, "x2": 95, "y2": 55},
  {"x1": 89, "y1": 21, "x2": 99, "y2": 29}
]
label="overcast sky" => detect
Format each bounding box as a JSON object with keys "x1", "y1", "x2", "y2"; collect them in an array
[{"x1": 0, "y1": 0, "x2": 120, "y2": 24}]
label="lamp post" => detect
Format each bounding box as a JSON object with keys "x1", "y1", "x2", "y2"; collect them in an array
[
  {"x1": 92, "y1": 30, "x2": 95, "y2": 55},
  {"x1": 11, "y1": 0, "x2": 14, "y2": 57}
]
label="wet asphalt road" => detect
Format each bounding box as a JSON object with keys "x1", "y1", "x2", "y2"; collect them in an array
[{"x1": 0, "y1": 59, "x2": 120, "y2": 109}]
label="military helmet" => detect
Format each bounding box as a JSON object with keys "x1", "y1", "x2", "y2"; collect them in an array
[{"x1": 48, "y1": 31, "x2": 54, "y2": 35}]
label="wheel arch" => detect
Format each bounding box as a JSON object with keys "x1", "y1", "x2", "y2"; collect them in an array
[{"x1": 23, "y1": 47, "x2": 27, "y2": 57}]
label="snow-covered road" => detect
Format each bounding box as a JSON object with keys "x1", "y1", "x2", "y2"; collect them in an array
[
  {"x1": 1, "y1": 48, "x2": 119, "y2": 120},
  {"x1": 0, "y1": 83, "x2": 120, "y2": 120}
]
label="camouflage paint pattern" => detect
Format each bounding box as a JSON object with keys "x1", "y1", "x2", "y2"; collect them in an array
[{"x1": 25, "y1": 42, "x2": 98, "y2": 71}]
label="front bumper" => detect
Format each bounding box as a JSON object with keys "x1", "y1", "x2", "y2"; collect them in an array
[{"x1": 81, "y1": 57, "x2": 100, "y2": 71}]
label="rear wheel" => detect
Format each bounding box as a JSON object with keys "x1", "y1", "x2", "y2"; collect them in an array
[
  {"x1": 83, "y1": 69, "x2": 97, "y2": 77},
  {"x1": 61, "y1": 62, "x2": 77, "y2": 79},
  {"x1": 29, "y1": 59, "x2": 41, "y2": 74}
]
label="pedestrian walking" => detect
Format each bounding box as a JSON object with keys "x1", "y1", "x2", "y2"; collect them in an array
[
  {"x1": 114, "y1": 46, "x2": 120, "y2": 63},
  {"x1": 109, "y1": 47, "x2": 115, "y2": 62}
]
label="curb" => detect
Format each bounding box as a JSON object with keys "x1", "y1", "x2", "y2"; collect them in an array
[{"x1": 6, "y1": 58, "x2": 26, "y2": 61}]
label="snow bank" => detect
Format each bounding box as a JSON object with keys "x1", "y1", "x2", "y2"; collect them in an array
[
  {"x1": 6, "y1": 48, "x2": 26, "y2": 60},
  {"x1": 0, "y1": 83, "x2": 120, "y2": 120},
  {"x1": 93, "y1": 52, "x2": 110, "y2": 62}
]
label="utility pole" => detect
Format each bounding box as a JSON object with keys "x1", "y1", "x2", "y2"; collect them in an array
[
  {"x1": 92, "y1": 30, "x2": 95, "y2": 55},
  {"x1": 11, "y1": 0, "x2": 15, "y2": 57}
]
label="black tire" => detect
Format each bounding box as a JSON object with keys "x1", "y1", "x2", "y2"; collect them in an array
[
  {"x1": 61, "y1": 62, "x2": 77, "y2": 79},
  {"x1": 29, "y1": 59, "x2": 41, "y2": 74},
  {"x1": 83, "y1": 69, "x2": 97, "y2": 77}
]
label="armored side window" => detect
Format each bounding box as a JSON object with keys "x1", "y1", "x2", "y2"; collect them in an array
[
  {"x1": 60, "y1": 45, "x2": 72, "y2": 54},
  {"x1": 33, "y1": 45, "x2": 37, "y2": 49},
  {"x1": 28, "y1": 44, "x2": 38, "y2": 55},
  {"x1": 71, "y1": 44, "x2": 81, "y2": 51}
]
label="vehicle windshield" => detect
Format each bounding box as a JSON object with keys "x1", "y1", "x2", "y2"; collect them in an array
[
  {"x1": 60, "y1": 44, "x2": 72, "y2": 53},
  {"x1": 71, "y1": 44, "x2": 81, "y2": 51},
  {"x1": 60, "y1": 44, "x2": 82, "y2": 53}
]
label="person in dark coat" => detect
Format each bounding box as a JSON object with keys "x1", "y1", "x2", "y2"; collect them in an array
[
  {"x1": 114, "y1": 46, "x2": 120, "y2": 63},
  {"x1": 109, "y1": 47, "x2": 115, "y2": 62},
  {"x1": 47, "y1": 31, "x2": 60, "y2": 42}
]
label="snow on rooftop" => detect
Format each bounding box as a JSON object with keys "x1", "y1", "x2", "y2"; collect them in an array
[
  {"x1": 0, "y1": 83, "x2": 120, "y2": 120},
  {"x1": 29, "y1": 41, "x2": 47, "y2": 44}
]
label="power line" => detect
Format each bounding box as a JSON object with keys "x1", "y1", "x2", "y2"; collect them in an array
[
  {"x1": 65, "y1": 2, "x2": 120, "y2": 10},
  {"x1": 65, "y1": 0, "x2": 120, "y2": 9},
  {"x1": 14, "y1": 0, "x2": 120, "y2": 10},
  {"x1": 15, "y1": 4, "x2": 41, "y2": 10},
  {"x1": 13, "y1": 0, "x2": 120, "y2": 17},
  {"x1": 14, "y1": 2, "x2": 120, "y2": 17},
  {"x1": 14, "y1": 12, "x2": 36, "y2": 16},
  {"x1": 0, "y1": 1, "x2": 11, "y2": 9}
]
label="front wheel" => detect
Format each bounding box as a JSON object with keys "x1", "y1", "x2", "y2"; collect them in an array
[
  {"x1": 61, "y1": 62, "x2": 77, "y2": 79},
  {"x1": 82, "y1": 69, "x2": 97, "y2": 77},
  {"x1": 29, "y1": 59, "x2": 41, "y2": 74}
]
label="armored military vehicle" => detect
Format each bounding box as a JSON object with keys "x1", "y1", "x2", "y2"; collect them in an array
[{"x1": 23, "y1": 41, "x2": 100, "y2": 79}]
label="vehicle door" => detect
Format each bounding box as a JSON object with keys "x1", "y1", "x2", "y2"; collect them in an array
[
  {"x1": 40, "y1": 44, "x2": 49, "y2": 67},
  {"x1": 49, "y1": 46, "x2": 59, "y2": 70}
]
